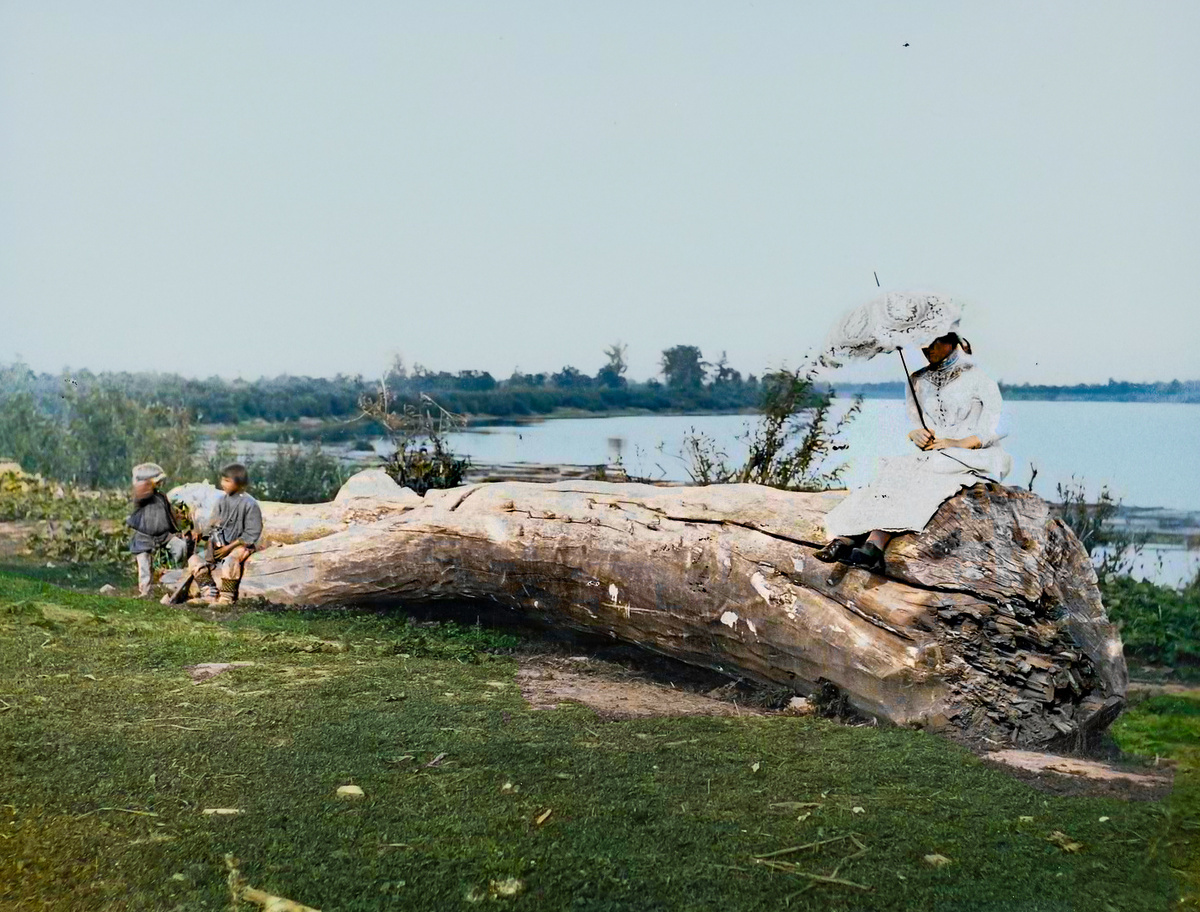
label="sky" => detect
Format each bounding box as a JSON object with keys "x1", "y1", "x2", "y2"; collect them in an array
[{"x1": 2, "y1": 2, "x2": 1197, "y2": 386}]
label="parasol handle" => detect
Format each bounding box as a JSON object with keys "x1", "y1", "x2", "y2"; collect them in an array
[{"x1": 897, "y1": 348, "x2": 929, "y2": 431}]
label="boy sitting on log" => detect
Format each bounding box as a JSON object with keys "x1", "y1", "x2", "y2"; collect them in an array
[
  {"x1": 127, "y1": 463, "x2": 190, "y2": 598},
  {"x1": 186, "y1": 462, "x2": 263, "y2": 607}
]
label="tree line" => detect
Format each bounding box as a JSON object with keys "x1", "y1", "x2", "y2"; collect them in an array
[
  {"x1": 0, "y1": 345, "x2": 771, "y2": 425},
  {"x1": 3, "y1": 346, "x2": 1195, "y2": 440},
  {"x1": 834, "y1": 378, "x2": 1200, "y2": 404}
]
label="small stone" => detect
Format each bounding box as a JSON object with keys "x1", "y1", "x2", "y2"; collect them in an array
[
  {"x1": 1046, "y1": 830, "x2": 1083, "y2": 852},
  {"x1": 337, "y1": 784, "x2": 365, "y2": 799},
  {"x1": 98, "y1": 584, "x2": 117, "y2": 595},
  {"x1": 490, "y1": 878, "x2": 524, "y2": 897},
  {"x1": 785, "y1": 696, "x2": 815, "y2": 716}
]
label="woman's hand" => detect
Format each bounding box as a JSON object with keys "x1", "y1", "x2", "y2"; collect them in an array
[
  {"x1": 908, "y1": 429, "x2": 935, "y2": 449},
  {"x1": 928, "y1": 435, "x2": 983, "y2": 450}
]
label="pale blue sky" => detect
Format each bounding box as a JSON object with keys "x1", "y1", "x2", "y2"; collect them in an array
[{"x1": 2, "y1": 2, "x2": 1197, "y2": 385}]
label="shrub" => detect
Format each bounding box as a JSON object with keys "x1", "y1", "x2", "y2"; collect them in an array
[
  {"x1": 0, "y1": 470, "x2": 127, "y2": 523},
  {"x1": 0, "y1": 381, "x2": 198, "y2": 489},
  {"x1": 359, "y1": 384, "x2": 470, "y2": 496},
  {"x1": 1102, "y1": 574, "x2": 1200, "y2": 668},
  {"x1": 682, "y1": 365, "x2": 861, "y2": 491},
  {"x1": 197, "y1": 441, "x2": 348, "y2": 504},
  {"x1": 24, "y1": 522, "x2": 129, "y2": 567},
  {"x1": 1052, "y1": 477, "x2": 1145, "y2": 578},
  {"x1": 249, "y1": 442, "x2": 348, "y2": 504}
]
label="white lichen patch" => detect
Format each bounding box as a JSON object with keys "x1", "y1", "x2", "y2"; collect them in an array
[
  {"x1": 720, "y1": 611, "x2": 739, "y2": 628},
  {"x1": 785, "y1": 597, "x2": 799, "y2": 620},
  {"x1": 482, "y1": 515, "x2": 511, "y2": 543},
  {"x1": 750, "y1": 572, "x2": 774, "y2": 605},
  {"x1": 717, "y1": 542, "x2": 733, "y2": 573},
  {"x1": 745, "y1": 619, "x2": 758, "y2": 636},
  {"x1": 792, "y1": 556, "x2": 805, "y2": 574},
  {"x1": 603, "y1": 583, "x2": 632, "y2": 618}
]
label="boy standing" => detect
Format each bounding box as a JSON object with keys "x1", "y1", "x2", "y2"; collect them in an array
[
  {"x1": 186, "y1": 463, "x2": 263, "y2": 606},
  {"x1": 127, "y1": 463, "x2": 189, "y2": 598}
]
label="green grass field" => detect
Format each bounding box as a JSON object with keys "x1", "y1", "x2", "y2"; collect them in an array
[{"x1": 1, "y1": 568, "x2": 1196, "y2": 911}]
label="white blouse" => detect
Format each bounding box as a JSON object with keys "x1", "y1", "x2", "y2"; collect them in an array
[
  {"x1": 824, "y1": 351, "x2": 1013, "y2": 537},
  {"x1": 905, "y1": 353, "x2": 1005, "y2": 448}
]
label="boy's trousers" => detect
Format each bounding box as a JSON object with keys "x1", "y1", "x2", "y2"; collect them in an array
[{"x1": 134, "y1": 535, "x2": 189, "y2": 596}]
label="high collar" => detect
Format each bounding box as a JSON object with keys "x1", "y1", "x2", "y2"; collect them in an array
[{"x1": 928, "y1": 347, "x2": 963, "y2": 372}]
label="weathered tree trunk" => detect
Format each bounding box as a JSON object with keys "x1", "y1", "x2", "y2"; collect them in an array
[{"x1": 169, "y1": 470, "x2": 1127, "y2": 748}]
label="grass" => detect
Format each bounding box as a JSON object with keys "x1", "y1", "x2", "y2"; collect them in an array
[
  {"x1": 0, "y1": 569, "x2": 1195, "y2": 911},
  {"x1": 1112, "y1": 690, "x2": 1200, "y2": 903}
]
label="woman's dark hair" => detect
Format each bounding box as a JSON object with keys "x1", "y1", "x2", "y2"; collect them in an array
[
  {"x1": 936, "y1": 331, "x2": 972, "y2": 355},
  {"x1": 221, "y1": 463, "x2": 250, "y2": 486}
]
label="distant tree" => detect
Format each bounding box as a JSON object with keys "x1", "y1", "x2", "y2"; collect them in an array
[
  {"x1": 596, "y1": 341, "x2": 629, "y2": 389},
  {"x1": 711, "y1": 351, "x2": 742, "y2": 387},
  {"x1": 455, "y1": 370, "x2": 497, "y2": 392},
  {"x1": 507, "y1": 370, "x2": 547, "y2": 388},
  {"x1": 551, "y1": 366, "x2": 592, "y2": 389},
  {"x1": 660, "y1": 345, "x2": 708, "y2": 390}
]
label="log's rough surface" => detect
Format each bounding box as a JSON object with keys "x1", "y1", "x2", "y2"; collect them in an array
[{"x1": 169, "y1": 470, "x2": 1127, "y2": 747}]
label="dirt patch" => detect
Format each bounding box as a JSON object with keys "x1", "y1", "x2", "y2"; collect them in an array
[
  {"x1": 515, "y1": 658, "x2": 764, "y2": 719},
  {"x1": 982, "y1": 749, "x2": 1173, "y2": 801},
  {"x1": 1128, "y1": 682, "x2": 1200, "y2": 700},
  {"x1": 185, "y1": 661, "x2": 256, "y2": 683}
]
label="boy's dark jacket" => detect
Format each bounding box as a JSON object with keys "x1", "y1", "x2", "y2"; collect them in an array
[{"x1": 127, "y1": 491, "x2": 179, "y2": 554}]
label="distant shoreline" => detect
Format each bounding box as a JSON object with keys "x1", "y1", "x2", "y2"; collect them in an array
[
  {"x1": 833, "y1": 382, "x2": 1200, "y2": 404},
  {"x1": 211, "y1": 393, "x2": 1200, "y2": 444}
]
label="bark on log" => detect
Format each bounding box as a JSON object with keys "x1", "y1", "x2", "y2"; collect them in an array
[{"x1": 168, "y1": 470, "x2": 1127, "y2": 748}]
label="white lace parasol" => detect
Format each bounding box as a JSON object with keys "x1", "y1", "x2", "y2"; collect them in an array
[{"x1": 820, "y1": 292, "x2": 962, "y2": 367}]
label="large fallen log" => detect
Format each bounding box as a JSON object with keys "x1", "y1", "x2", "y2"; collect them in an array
[{"x1": 168, "y1": 469, "x2": 1127, "y2": 748}]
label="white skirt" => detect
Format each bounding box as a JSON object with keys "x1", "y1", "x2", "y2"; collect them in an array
[{"x1": 824, "y1": 445, "x2": 1013, "y2": 538}]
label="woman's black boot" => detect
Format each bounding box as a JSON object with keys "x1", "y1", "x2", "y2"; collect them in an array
[
  {"x1": 814, "y1": 538, "x2": 856, "y2": 564},
  {"x1": 848, "y1": 542, "x2": 886, "y2": 574}
]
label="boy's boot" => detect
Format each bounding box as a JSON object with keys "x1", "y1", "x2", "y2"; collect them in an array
[
  {"x1": 215, "y1": 577, "x2": 240, "y2": 607},
  {"x1": 189, "y1": 560, "x2": 219, "y2": 603}
]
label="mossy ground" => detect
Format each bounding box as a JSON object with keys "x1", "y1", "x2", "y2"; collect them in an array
[{"x1": 0, "y1": 566, "x2": 1195, "y2": 911}]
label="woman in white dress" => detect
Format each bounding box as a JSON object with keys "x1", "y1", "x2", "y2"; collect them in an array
[{"x1": 815, "y1": 332, "x2": 1013, "y2": 572}]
